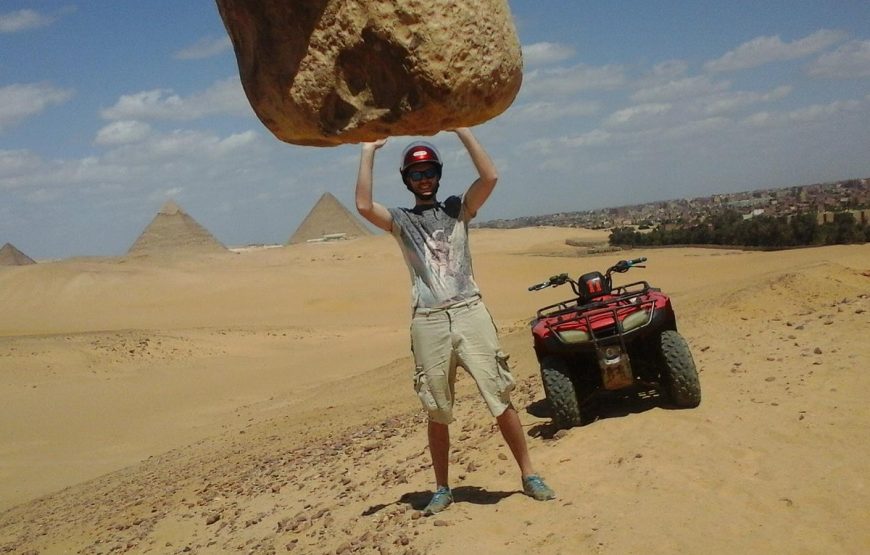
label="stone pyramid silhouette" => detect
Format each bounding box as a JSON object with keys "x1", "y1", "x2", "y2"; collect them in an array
[
  {"x1": 0, "y1": 242, "x2": 36, "y2": 265},
  {"x1": 288, "y1": 192, "x2": 372, "y2": 244},
  {"x1": 127, "y1": 200, "x2": 227, "y2": 256}
]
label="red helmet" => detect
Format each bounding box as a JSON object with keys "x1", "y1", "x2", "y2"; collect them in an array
[{"x1": 400, "y1": 141, "x2": 443, "y2": 174}]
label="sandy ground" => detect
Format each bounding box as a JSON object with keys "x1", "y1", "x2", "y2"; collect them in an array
[{"x1": 0, "y1": 227, "x2": 868, "y2": 554}]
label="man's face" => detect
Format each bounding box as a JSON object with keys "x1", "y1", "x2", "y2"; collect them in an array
[{"x1": 405, "y1": 162, "x2": 440, "y2": 201}]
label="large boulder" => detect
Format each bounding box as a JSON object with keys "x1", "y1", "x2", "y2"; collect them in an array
[{"x1": 216, "y1": 0, "x2": 523, "y2": 146}]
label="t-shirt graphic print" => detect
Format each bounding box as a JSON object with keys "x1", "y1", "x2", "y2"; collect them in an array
[{"x1": 389, "y1": 195, "x2": 480, "y2": 309}]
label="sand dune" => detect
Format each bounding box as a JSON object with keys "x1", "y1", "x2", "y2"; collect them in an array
[{"x1": 1, "y1": 228, "x2": 868, "y2": 554}]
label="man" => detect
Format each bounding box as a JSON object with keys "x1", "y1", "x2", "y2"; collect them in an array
[{"x1": 355, "y1": 127, "x2": 555, "y2": 516}]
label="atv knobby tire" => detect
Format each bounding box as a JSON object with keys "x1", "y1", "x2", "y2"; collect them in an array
[
  {"x1": 658, "y1": 330, "x2": 701, "y2": 407},
  {"x1": 540, "y1": 356, "x2": 581, "y2": 429}
]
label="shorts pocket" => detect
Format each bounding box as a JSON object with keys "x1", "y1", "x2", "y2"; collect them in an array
[
  {"x1": 495, "y1": 351, "x2": 516, "y2": 396},
  {"x1": 413, "y1": 365, "x2": 439, "y2": 411}
]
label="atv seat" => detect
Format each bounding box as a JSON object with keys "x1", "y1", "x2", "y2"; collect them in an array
[{"x1": 556, "y1": 309, "x2": 650, "y2": 344}]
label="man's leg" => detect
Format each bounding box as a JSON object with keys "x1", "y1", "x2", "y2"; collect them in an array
[
  {"x1": 428, "y1": 419, "x2": 450, "y2": 487},
  {"x1": 497, "y1": 405, "x2": 556, "y2": 501},
  {"x1": 423, "y1": 419, "x2": 453, "y2": 515},
  {"x1": 496, "y1": 405, "x2": 534, "y2": 476},
  {"x1": 453, "y1": 301, "x2": 554, "y2": 500},
  {"x1": 410, "y1": 309, "x2": 454, "y2": 506}
]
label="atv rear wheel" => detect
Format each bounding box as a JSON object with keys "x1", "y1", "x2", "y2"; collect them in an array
[
  {"x1": 540, "y1": 356, "x2": 581, "y2": 429},
  {"x1": 658, "y1": 330, "x2": 701, "y2": 407}
]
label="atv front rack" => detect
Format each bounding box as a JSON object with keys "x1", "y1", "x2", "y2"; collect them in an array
[
  {"x1": 535, "y1": 281, "x2": 657, "y2": 348},
  {"x1": 536, "y1": 281, "x2": 651, "y2": 320}
]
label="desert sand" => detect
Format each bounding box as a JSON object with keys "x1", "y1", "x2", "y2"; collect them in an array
[{"x1": 0, "y1": 227, "x2": 868, "y2": 554}]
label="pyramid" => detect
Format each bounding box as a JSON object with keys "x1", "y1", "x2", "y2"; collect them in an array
[
  {"x1": 288, "y1": 192, "x2": 373, "y2": 244},
  {"x1": 0, "y1": 242, "x2": 36, "y2": 265},
  {"x1": 127, "y1": 200, "x2": 227, "y2": 256}
]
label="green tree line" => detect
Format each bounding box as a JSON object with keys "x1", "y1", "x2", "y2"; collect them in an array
[{"x1": 609, "y1": 210, "x2": 869, "y2": 248}]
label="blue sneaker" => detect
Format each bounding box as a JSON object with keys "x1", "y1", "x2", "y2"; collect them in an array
[
  {"x1": 522, "y1": 475, "x2": 556, "y2": 501},
  {"x1": 422, "y1": 486, "x2": 453, "y2": 515}
]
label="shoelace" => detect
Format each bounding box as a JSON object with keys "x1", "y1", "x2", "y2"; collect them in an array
[
  {"x1": 525, "y1": 476, "x2": 547, "y2": 489},
  {"x1": 432, "y1": 487, "x2": 451, "y2": 500}
]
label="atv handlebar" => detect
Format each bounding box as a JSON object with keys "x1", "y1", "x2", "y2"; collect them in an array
[
  {"x1": 528, "y1": 273, "x2": 569, "y2": 291},
  {"x1": 611, "y1": 257, "x2": 647, "y2": 273},
  {"x1": 528, "y1": 258, "x2": 648, "y2": 292}
]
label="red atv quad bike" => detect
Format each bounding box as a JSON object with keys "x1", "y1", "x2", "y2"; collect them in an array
[{"x1": 528, "y1": 257, "x2": 701, "y2": 428}]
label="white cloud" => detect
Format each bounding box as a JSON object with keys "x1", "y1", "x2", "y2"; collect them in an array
[
  {"x1": 100, "y1": 77, "x2": 251, "y2": 121},
  {"x1": 173, "y1": 36, "x2": 233, "y2": 60},
  {"x1": 521, "y1": 114, "x2": 733, "y2": 161},
  {"x1": 94, "y1": 120, "x2": 153, "y2": 146},
  {"x1": 742, "y1": 98, "x2": 865, "y2": 127},
  {"x1": 807, "y1": 40, "x2": 870, "y2": 78},
  {"x1": 522, "y1": 42, "x2": 576, "y2": 66},
  {"x1": 0, "y1": 9, "x2": 54, "y2": 33},
  {"x1": 561, "y1": 129, "x2": 613, "y2": 148},
  {"x1": 0, "y1": 149, "x2": 44, "y2": 188},
  {"x1": 214, "y1": 131, "x2": 258, "y2": 154},
  {"x1": 101, "y1": 129, "x2": 260, "y2": 166},
  {"x1": 522, "y1": 63, "x2": 626, "y2": 97},
  {"x1": 2, "y1": 127, "x2": 269, "y2": 200},
  {"x1": 101, "y1": 89, "x2": 182, "y2": 120},
  {"x1": 782, "y1": 99, "x2": 863, "y2": 123},
  {"x1": 644, "y1": 60, "x2": 690, "y2": 82},
  {"x1": 632, "y1": 75, "x2": 730, "y2": 103},
  {"x1": 658, "y1": 116, "x2": 730, "y2": 141},
  {"x1": 700, "y1": 85, "x2": 792, "y2": 116},
  {"x1": 519, "y1": 130, "x2": 614, "y2": 157},
  {"x1": 626, "y1": 75, "x2": 792, "y2": 123},
  {"x1": 0, "y1": 83, "x2": 73, "y2": 132},
  {"x1": 507, "y1": 99, "x2": 600, "y2": 122},
  {"x1": 605, "y1": 103, "x2": 672, "y2": 127},
  {"x1": 704, "y1": 29, "x2": 848, "y2": 72},
  {"x1": 148, "y1": 187, "x2": 184, "y2": 203}
]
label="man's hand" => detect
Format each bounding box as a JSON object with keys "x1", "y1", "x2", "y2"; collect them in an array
[{"x1": 363, "y1": 138, "x2": 388, "y2": 151}]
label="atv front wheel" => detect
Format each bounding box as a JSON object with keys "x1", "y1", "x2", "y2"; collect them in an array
[
  {"x1": 658, "y1": 330, "x2": 701, "y2": 407},
  {"x1": 540, "y1": 356, "x2": 581, "y2": 429}
]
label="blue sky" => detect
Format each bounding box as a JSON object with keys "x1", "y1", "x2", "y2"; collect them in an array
[{"x1": 1, "y1": 1, "x2": 868, "y2": 259}]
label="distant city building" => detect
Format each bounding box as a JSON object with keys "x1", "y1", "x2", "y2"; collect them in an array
[{"x1": 474, "y1": 177, "x2": 870, "y2": 231}]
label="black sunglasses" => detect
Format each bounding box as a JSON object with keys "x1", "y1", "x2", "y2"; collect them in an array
[{"x1": 408, "y1": 167, "x2": 439, "y2": 181}]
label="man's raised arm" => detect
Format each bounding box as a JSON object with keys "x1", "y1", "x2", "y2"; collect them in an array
[
  {"x1": 355, "y1": 139, "x2": 393, "y2": 232},
  {"x1": 455, "y1": 128, "x2": 498, "y2": 217}
]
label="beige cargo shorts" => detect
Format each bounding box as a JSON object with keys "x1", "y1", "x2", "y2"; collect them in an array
[{"x1": 410, "y1": 297, "x2": 516, "y2": 424}]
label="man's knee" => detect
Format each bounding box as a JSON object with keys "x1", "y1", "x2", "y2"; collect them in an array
[
  {"x1": 414, "y1": 364, "x2": 455, "y2": 424},
  {"x1": 427, "y1": 409, "x2": 453, "y2": 426}
]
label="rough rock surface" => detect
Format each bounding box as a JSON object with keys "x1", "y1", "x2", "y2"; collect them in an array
[{"x1": 216, "y1": 0, "x2": 523, "y2": 146}]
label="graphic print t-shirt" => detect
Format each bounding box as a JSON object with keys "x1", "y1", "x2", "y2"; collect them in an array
[{"x1": 389, "y1": 195, "x2": 480, "y2": 309}]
